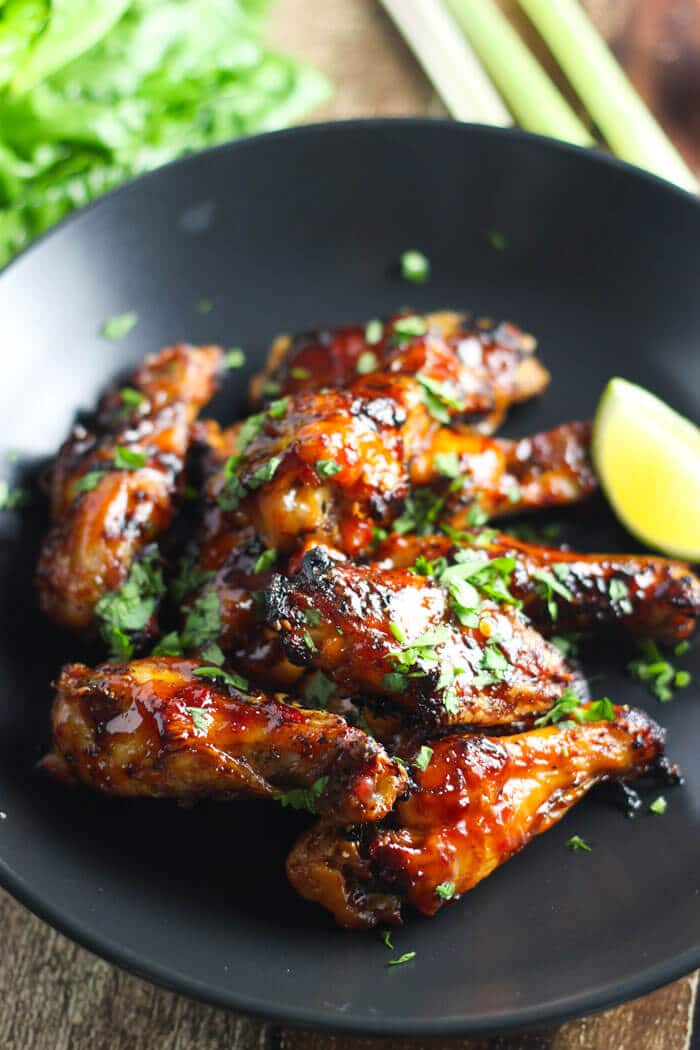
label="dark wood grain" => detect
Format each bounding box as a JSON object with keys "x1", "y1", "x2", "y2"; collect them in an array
[{"x1": 1, "y1": 1, "x2": 697, "y2": 1047}]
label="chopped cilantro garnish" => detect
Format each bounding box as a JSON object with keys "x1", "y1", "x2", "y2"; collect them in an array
[
  {"x1": 290, "y1": 366, "x2": 310, "y2": 380},
  {"x1": 372, "y1": 526, "x2": 388, "y2": 545},
  {"x1": 187, "y1": 707, "x2": 211, "y2": 734},
  {"x1": 302, "y1": 629, "x2": 317, "y2": 652},
  {"x1": 488, "y1": 231, "x2": 508, "y2": 252},
  {"x1": 151, "y1": 631, "x2": 183, "y2": 657},
  {"x1": 628, "y1": 638, "x2": 691, "y2": 702},
  {"x1": 566, "y1": 835, "x2": 591, "y2": 852},
  {"x1": 533, "y1": 568, "x2": 574, "y2": 621},
  {"x1": 262, "y1": 380, "x2": 281, "y2": 397},
  {"x1": 197, "y1": 298, "x2": 213, "y2": 314},
  {"x1": 303, "y1": 608, "x2": 322, "y2": 627},
  {"x1": 389, "y1": 622, "x2": 406, "y2": 643},
  {"x1": 114, "y1": 446, "x2": 147, "y2": 470},
  {"x1": 382, "y1": 672, "x2": 408, "y2": 694},
  {"x1": 649, "y1": 796, "x2": 667, "y2": 815},
  {"x1": 254, "y1": 548, "x2": 277, "y2": 575},
  {"x1": 433, "y1": 451, "x2": 461, "y2": 478},
  {"x1": 100, "y1": 312, "x2": 138, "y2": 341},
  {"x1": 170, "y1": 553, "x2": 212, "y2": 606},
  {"x1": 315, "y1": 459, "x2": 342, "y2": 478},
  {"x1": 394, "y1": 488, "x2": 447, "y2": 535},
  {"x1": 414, "y1": 745, "x2": 433, "y2": 772},
  {"x1": 387, "y1": 952, "x2": 416, "y2": 967},
  {"x1": 381, "y1": 930, "x2": 394, "y2": 950},
  {"x1": 550, "y1": 634, "x2": 579, "y2": 659},
  {"x1": 95, "y1": 550, "x2": 164, "y2": 660},
  {"x1": 303, "y1": 671, "x2": 336, "y2": 708},
  {"x1": 392, "y1": 315, "x2": 427, "y2": 344},
  {"x1": 356, "y1": 350, "x2": 379, "y2": 375},
  {"x1": 267, "y1": 397, "x2": 290, "y2": 420},
  {"x1": 180, "y1": 588, "x2": 221, "y2": 650},
  {"x1": 608, "y1": 577, "x2": 633, "y2": 613},
  {"x1": 535, "y1": 690, "x2": 614, "y2": 728},
  {"x1": 119, "y1": 387, "x2": 145, "y2": 409},
  {"x1": 365, "y1": 319, "x2": 383, "y2": 345},
  {"x1": 416, "y1": 373, "x2": 464, "y2": 423},
  {"x1": 200, "y1": 642, "x2": 225, "y2": 666},
  {"x1": 400, "y1": 249, "x2": 431, "y2": 284},
  {"x1": 675, "y1": 641, "x2": 690, "y2": 657},
  {"x1": 248, "y1": 456, "x2": 282, "y2": 488},
  {"x1": 435, "y1": 881, "x2": 456, "y2": 900},
  {"x1": 278, "y1": 775, "x2": 328, "y2": 813},
  {"x1": 193, "y1": 666, "x2": 249, "y2": 692},
  {"x1": 74, "y1": 470, "x2": 106, "y2": 493},
  {"x1": 225, "y1": 348, "x2": 246, "y2": 369}
]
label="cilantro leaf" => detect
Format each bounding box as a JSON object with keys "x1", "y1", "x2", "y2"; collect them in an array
[
  {"x1": 100, "y1": 312, "x2": 138, "y2": 341},
  {"x1": 193, "y1": 666, "x2": 248, "y2": 692},
  {"x1": 566, "y1": 835, "x2": 592, "y2": 852},
  {"x1": 95, "y1": 550, "x2": 164, "y2": 660},
  {"x1": 303, "y1": 671, "x2": 336, "y2": 708},
  {"x1": 278, "y1": 775, "x2": 328, "y2": 814},
  {"x1": 114, "y1": 446, "x2": 147, "y2": 470},
  {"x1": 435, "y1": 881, "x2": 456, "y2": 900}
]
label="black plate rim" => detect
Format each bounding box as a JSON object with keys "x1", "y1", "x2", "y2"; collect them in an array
[{"x1": 1, "y1": 117, "x2": 698, "y2": 1036}]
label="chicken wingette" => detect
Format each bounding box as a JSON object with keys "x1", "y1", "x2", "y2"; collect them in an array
[
  {"x1": 375, "y1": 531, "x2": 700, "y2": 644},
  {"x1": 266, "y1": 546, "x2": 573, "y2": 727},
  {"x1": 36, "y1": 345, "x2": 222, "y2": 639},
  {"x1": 286, "y1": 704, "x2": 673, "y2": 927},
  {"x1": 250, "y1": 310, "x2": 549, "y2": 434},
  {"x1": 43, "y1": 657, "x2": 407, "y2": 824}
]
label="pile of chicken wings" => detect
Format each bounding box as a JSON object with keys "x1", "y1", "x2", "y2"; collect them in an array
[{"x1": 37, "y1": 311, "x2": 699, "y2": 928}]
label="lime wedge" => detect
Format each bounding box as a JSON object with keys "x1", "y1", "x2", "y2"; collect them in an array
[{"x1": 592, "y1": 378, "x2": 700, "y2": 562}]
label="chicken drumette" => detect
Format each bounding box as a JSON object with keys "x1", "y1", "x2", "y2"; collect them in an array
[
  {"x1": 287, "y1": 704, "x2": 673, "y2": 927},
  {"x1": 44, "y1": 656, "x2": 407, "y2": 824}
]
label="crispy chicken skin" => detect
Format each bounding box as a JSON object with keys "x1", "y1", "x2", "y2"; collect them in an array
[
  {"x1": 36, "y1": 345, "x2": 223, "y2": 631},
  {"x1": 250, "y1": 311, "x2": 549, "y2": 434},
  {"x1": 266, "y1": 547, "x2": 573, "y2": 727},
  {"x1": 287, "y1": 705, "x2": 671, "y2": 927},
  {"x1": 204, "y1": 368, "x2": 595, "y2": 560},
  {"x1": 376, "y1": 532, "x2": 700, "y2": 644},
  {"x1": 44, "y1": 657, "x2": 407, "y2": 824}
]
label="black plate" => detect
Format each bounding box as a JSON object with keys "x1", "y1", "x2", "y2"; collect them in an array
[{"x1": 0, "y1": 120, "x2": 698, "y2": 1037}]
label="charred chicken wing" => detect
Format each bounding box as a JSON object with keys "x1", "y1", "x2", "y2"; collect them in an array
[
  {"x1": 36, "y1": 344, "x2": 222, "y2": 633},
  {"x1": 251, "y1": 311, "x2": 549, "y2": 433},
  {"x1": 287, "y1": 704, "x2": 671, "y2": 927},
  {"x1": 266, "y1": 546, "x2": 573, "y2": 727},
  {"x1": 44, "y1": 657, "x2": 407, "y2": 824},
  {"x1": 376, "y1": 531, "x2": 700, "y2": 644}
]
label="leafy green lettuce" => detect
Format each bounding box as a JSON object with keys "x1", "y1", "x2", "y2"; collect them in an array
[{"x1": 0, "y1": 0, "x2": 330, "y2": 266}]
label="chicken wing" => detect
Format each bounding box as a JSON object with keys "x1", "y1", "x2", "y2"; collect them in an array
[
  {"x1": 250, "y1": 311, "x2": 549, "y2": 434},
  {"x1": 36, "y1": 344, "x2": 222, "y2": 635},
  {"x1": 375, "y1": 531, "x2": 700, "y2": 644},
  {"x1": 266, "y1": 546, "x2": 573, "y2": 727},
  {"x1": 286, "y1": 704, "x2": 672, "y2": 927},
  {"x1": 204, "y1": 373, "x2": 595, "y2": 560},
  {"x1": 44, "y1": 656, "x2": 407, "y2": 824}
]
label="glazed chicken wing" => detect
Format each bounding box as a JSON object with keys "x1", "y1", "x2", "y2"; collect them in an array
[
  {"x1": 204, "y1": 372, "x2": 595, "y2": 560},
  {"x1": 266, "y1": 547, "x2": 573, "y2": 727},
  {"x1": 36, "y1": 344, "x2": 222, "y2": 633},
  {"x1": 44, "y1": 657, "x2": 407, "y2": 824},
  {"x1": 287, "y1": 704, "x2": 672, "y2": 927},
  {"x1": 376, "y1": 531, "x2": 700, "y2": 644},
  {"x1": 251, "y1": 311, "x2": 549, "y2": 434}
]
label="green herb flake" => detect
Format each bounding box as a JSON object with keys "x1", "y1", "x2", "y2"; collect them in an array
[
  {"x1": 180, "y1": 588, "x2": 221, "y2": 650},
  {"x1": 248, "y1": 456, "x2": 282, "y2": 489},
  {"x1": 254, "y1": 548, "x2": 277, "y2": 575},
  {"x1": 400, "y1": 249, "x2": 431, "y2": 284},
  {"x1": 382, "y1": 672, "x2": 408, "y2": 694},
  {"x1": 151, "y1": 631, "x2": 183, "y2": 657},
  {"x1": 114, "y1": 446, "x2": 147, "y2": 471},
  {"x1": 488, "y1": 231, "x2": 508, "y2": 252},
  {"x1": 193, "y1": 666, "x2": 249, "y2": 692},
  {"x1": 507, "y1": 484, "x2": 521, "y2": 504},
  {"x1": 381, "y1": 930, "x2": 394, "y2": 950},
  {"x1": 356, "y1": 350, "x2": 379, "y2": 375},
  {"x1": 74, "y1": 470, "x2": 106, "y2": 493},
  {"x1": 100, "y1": 312, "x2": 138, "y2": 341},
  {"x1": 649, "y1": 795, "x2": 667, "y2": 815},
  {"x1": 372, "y1": 526, "x2": 388, "y2": 545},
  {"x1": 414, "y1": 745, "x2": 434, "y2": 772},
  {"x1": 628, "y1": 638, "x2": 690, "y2": 703},
  {"x1": 609, "y1": 577, "x2": 633, "y2": 613},
  {"x1": 303, "y1": 671, "x2": 336, "y2": 708},
  {"x1": 267, "y1": 397, "x2": 290, "y2": 420},
  {"x1": 675, "y1": 670, "x2": 691, "y2": 688},
  {"x1": 435, "y1": 881, "x2": 456, "y2": 900},
  {"x1": 364, "y1": 319, "x2": 383, "y2": 345},
  {"x1": 187, "y1": 706, "x2": 211, "y2": 734},
  {"x1": 303, "y1": 608, "x2": 322, "y2": 627},
  {"x1": 200, "y1": 642, "x2": 225, "y2": 667},
  {"x1": 119, "y1": 387, "x2": 145, "y2": 410},
  {"x1": 389, "y1": 621, "x2": 406, "y2": 643},
  {"x1": 533, "y1": 568, "x2": 574, "y2": 621},
  {"x1": 465, "y1": 502, "x2": 488, "y2": 528},
  {"x1": 290, "y1": 366, "x2": 310, "y2": 381},
  {"x1": 197, "y1": 298, "x2": 213, "y2": 314},
  {"x1": 225, "y1": 348, "x2": 246, "y2": 369},
  {"x1": 387, "y1": 952, "x2": 416, "y2": 967},
  {"x1": 675, "y1": 641, "x2": 690, "y2": 657},
  {"x1": 416, "y1": 373, "x2": 464, "y2": 423},
  {"x1": 433, "y1": 451, "x2": 461, "y2": 479},
  {"x1": 95, "y1": 550, "x2": 164, "y2": 661},
  {"x1": 262, "y1": 380, "x2": 282, "y2": 398},
  {"x1": 0, "y1": 480, "x2": 29, "y2": 510},
  {"x1": 392, "y1": 315, "x2": 427, "y2": 344},
  {"x1": 302, "y1": 629, "x2": 317, "y2": 652},
  {"x1": 315, "y1": 459, "x2": 342, "y2": 478},
  {"x1": 278, "y1": 775, "x2": 328, "y2": 814},
  {"x1": 566, "y1": 835, "x2": 592, "y2": 853}
]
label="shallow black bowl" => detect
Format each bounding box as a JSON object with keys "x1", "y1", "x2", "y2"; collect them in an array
[{"x1": 0, "y1": 120, "x2": 698, "y2": 1037}]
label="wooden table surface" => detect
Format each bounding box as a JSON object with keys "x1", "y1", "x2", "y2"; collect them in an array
[{"x1": 3, "y1": 2, "x2": 699, "y2": 1047}]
